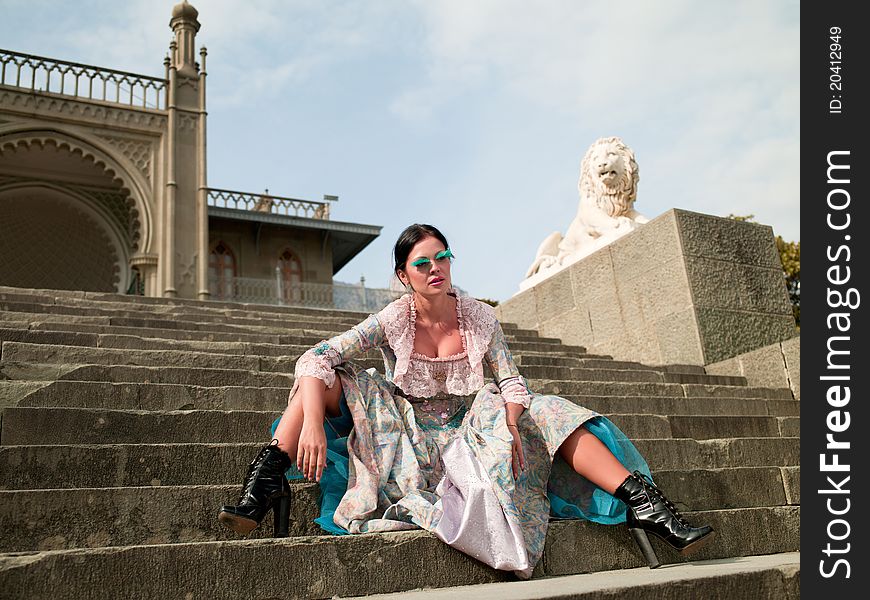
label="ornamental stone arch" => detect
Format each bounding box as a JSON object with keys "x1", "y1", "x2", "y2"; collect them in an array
[
  {"x1": 0, "y1": 182, "x2": 130, "y2": 292},
  {"x1": 0, "y1": 125, "x2": 156, "y2": 255}
]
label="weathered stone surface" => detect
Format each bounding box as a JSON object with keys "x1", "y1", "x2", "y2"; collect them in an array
[
  {"x1": 2, "y1": 342, "x2": 267, "y2": 371},
  {"x1": 652, "y1": 308, "x2": 705, "y2": 365},
  {"x1": 662, "y1": 372, "x2": 746, "y2": 386},
  {"x1": 0, "y1": 467, "x2": 788, "y2": 552},
  {"x1": 494, "y1": 289, "x2": 537, "y2": 330},
  {"x1": 51, "y1": 364, "x2": 291, "y2": 387},
  {"x1": 568, "y1": 395, "x2": 783, "y2": 418},
  {"x1": 696, "y1": 306, "x2": 796, "y2": 364},
  {"x1": 781, "y1": 336, "x2": 801, "y2": 400},
  {"x1": 13, "y1": 380, "x2": 290, "y2": 412},
  {"x1": 542, "y1": 506, "x2": 799, "y2": 575},
  {"x1": 681, "y1": 384, "x2": 793, "y2": 400},
  {"x1": 533, "y1": 268, "x2": 575, "y2": 324},
  {"x1": 777, "y1": 417, "x2": 800, "y2": 437},
  {"x1": 521, "y1": 365, "x2": 664, "y2": 383},
  {"x1": 0, "y1": 484, "x2": 320, "y2": 552},
  {"x1": 0, "y1": 507, "x2": 799, "y2": 600},
  {"x1": 668, "y1": 415, "x2": 781, "y2": 440},
  {"x1": 0, "y1": 443, "x2": 263, "y2": 489},
  {"x1": 675, "y1": 210, "x2": 782, "y2": 268},
  {"x1": 0, "y1": 407, "x2": 279, "y2": 444},
  {"x1": 632, "y1": 437, "x2": 798, "y2": 471},
  {"x1": 537, "y1": 307, "x2": 592, "y2": 348},
  {"x1": 366, "y1": 553, "x2": 801, "y2": 600},
  {"x1": 608, "y1": 210, "x2": 683, "y2": 280},
  {"x1": 781, "y1": 466, "x2": 800, "y2": 505},
  {"x1": 685, "y1": 256, "x2": 792, "y2": 314}
]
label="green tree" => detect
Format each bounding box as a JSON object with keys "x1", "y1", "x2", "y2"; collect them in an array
[{"x1": 727, "y1": 215, "x2": 800, "y2": 327}]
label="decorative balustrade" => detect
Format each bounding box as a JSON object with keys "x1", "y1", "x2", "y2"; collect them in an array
[
  {"x1": 208, "y1": 276, "x2": 399, "y2": 311},
  {"x1": 0, "y1": 48, "x2": 167, "y2": 110},
  {"x1": 206, "y1": 187, "x2": 335, "y2": 220}
]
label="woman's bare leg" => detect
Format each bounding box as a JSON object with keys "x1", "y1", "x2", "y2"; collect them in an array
[
  {"x1": 272, "y1": 376, "x2": 343, "y2": 457},
  {"x1": 558, "y1": 425, "x2": 630, "y2": 494}
]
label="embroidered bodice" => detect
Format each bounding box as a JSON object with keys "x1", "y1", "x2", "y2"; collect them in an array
[{"x1": 294, "y1": 292, "x2": 532, "y2": 407}]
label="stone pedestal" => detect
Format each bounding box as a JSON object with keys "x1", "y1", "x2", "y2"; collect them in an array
[{"x1": 497, "y1": 209, "x2": 796, "y2": 366}]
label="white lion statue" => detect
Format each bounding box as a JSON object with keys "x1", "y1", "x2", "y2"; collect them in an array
[{"x1": 523, "y1": 136, "x2": 648, "y2": 286}]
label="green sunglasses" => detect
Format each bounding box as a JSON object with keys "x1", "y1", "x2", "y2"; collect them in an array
[{"x1": 409, "y1": 248, "x2": 455, "y2": 268}]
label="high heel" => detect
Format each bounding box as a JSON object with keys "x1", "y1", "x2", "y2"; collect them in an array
[
  {"x1": 218, "y1": 440, "x2": 293, "y2": 537},
  {"x1": 614, "y1": 470, "x2": 715, "y2": 569}
]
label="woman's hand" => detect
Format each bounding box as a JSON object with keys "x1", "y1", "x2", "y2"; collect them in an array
[
  {"x1": 297, "y1": 418, "x2": 327, "y2": 482},
  {"x1": 505, "y1": 401, "x2": 526, "y2": 480},
  {"x1": 507, "y1": 424, "x2": 525, "y2": 480}
]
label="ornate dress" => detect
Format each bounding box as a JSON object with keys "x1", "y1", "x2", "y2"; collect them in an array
[{"x1": 279, "y1": 291, "x2": 650, "y2": 578}]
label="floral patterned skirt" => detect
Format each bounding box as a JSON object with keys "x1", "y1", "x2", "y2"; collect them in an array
[{"x1": 274, "y1": 363, "x2": 651, "y2": 579}]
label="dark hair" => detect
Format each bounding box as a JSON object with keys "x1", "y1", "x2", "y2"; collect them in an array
[{"x1": 393, "y1": 223, "x2": 450, "y2": 276}]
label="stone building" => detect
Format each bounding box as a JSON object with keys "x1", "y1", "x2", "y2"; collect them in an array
[{"x1": 0, "y1": 1, "x2": 381, "y2": 306}]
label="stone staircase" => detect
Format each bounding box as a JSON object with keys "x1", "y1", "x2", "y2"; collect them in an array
[{"x1": 0, "y1": 286, "x2": 800, "y2": 598}]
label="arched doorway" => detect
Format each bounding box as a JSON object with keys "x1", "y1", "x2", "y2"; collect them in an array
[
  {"x1": 208, "y1": 241, "x2": 237, "y2": 299},
  {"x1": 278, "y1": 248, "x2": 303, "y2": 303},
  {"x1": 0, "y1": 184, "x2": 129, "y2": 292},
  {"x1": 0, "y1": 128, "x2": 154, "y2": 294}
]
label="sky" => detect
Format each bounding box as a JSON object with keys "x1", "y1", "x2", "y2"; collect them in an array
[{"x1": 1, "y1": 0, "x2": 800, "y2": 302}]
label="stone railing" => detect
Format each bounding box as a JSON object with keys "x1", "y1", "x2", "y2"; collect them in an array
[
  {"x1": 209, "y1": 276, "x2": 399, "y2": 312},
  {"x1": 206, "y1": 188, "x2": 335, "y2": 220},
  {"x1": 0, "y1": 48, "x2": 167, "y2": 110}
]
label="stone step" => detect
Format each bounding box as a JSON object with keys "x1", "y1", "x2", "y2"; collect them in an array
[
  {"x1": 0, "y1": 286, "x2": 370, "y2": 320},
  {"x1": 517, "y1": 357, "x2": 728, "y2": 383},
  {"x1": 20, "y1": 319, "x2": 534, "y2": 348},
  {"x1": 540, "y1": 379, "x2": 793, "y2": 400},
  {"x1": 0, "y1": 440, "x2": 801, "y2": 490},
  {"x1": 0, "y1": 327, "x2": 333, "y2": 357},
  {"x1": 1, "y1": 345, "x2": 748, "y2": 392},
  {"x1": 364, "y1": 552, "x2": 800, "y2": 600},
  {"x1": 0, "y1": 289, "x2": 534, "y2": 340},
  {"x1": 564, "y1": 395, "x2": 800, "y2": 418},
  {"x1": 6, "y1": 379, "x2": 799, "y2": 417},
  {"x1": 0, "y1": 466, "x2": 796, "y2": 553},
  {"x1": 1, "y1": 362, "x2": 292, "y2": 388},
  {"x1": 517, "y1": 354, "x2": 658, "y2": 370},
  {"x1": 0, "y1": 300, "x2": 364, "y2": 329},
  {"x1": 12, "y1": 380, "x2": 291, "y2": 411},
  {"x1": 0, "y1": 506, "x2": 801, "y2": 599},
  {"x1": 2, "y1": 364, "x2": 789, "y2": 413},
  {"x1": 0, "y1": 303, "x2": 358, "y2": 333},
  {"x1": 636, "y1": 437, "x2": 799, "y2": 471},
  {"x1": 0, "y1": 302, "x2": 563, "y2": 350},
  {"x1": 26, "y1": 319, "x2": 328, "y2": 344},
  {"x1": 520, "y1": 365, "x2": 745, "y2": 386},
  {"x1": 0, "y1": 327, "x2": 583, "y2": 366},
  {"x1": 0, "y1": 407, "x2": 797, "y2": 446},
  {"x1": 0, "y1": 341, "x2": 571, "y2": 374},
  {"x1": 1, "y1": 341, "x2": 299, "y2": 372}
]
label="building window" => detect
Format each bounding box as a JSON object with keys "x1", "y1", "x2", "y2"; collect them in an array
[
  {"x1": 209, "y1": 241, "x2": 236, "y2": 299},
  {"x1": 278, "y1": 249, "x2": 303, "y2": 303},
  {"x1": 127, "y1": 267, "x2": 145, "y2": 296}
]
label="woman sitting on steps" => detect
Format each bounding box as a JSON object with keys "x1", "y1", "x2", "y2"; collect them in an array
[{"x1": 217, "y1": 223, "x2": 715, "y2": 577}]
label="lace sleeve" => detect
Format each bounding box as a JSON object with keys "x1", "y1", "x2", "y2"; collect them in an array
[
  {"x1": 294, "y1": 341, "x2": 343, "y2": 388},
  {"x1": 484, "y1": 321, "x2": 533, "y2": 408},
  {"x1": 293, "y1": 313, "x2": 385, "y2": 388}
]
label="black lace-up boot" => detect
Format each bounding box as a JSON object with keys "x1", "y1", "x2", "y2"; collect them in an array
[
  {"x1": 218, "y1": 440, "x2": 293, "y2": 537},
  {"x1": 613, "y1": 470, "x2": 715, "y2": 568}
]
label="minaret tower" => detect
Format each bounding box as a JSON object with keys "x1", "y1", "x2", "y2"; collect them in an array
[{"x1": 162, "y1": 1, "x2": 209, "y2": 298}]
